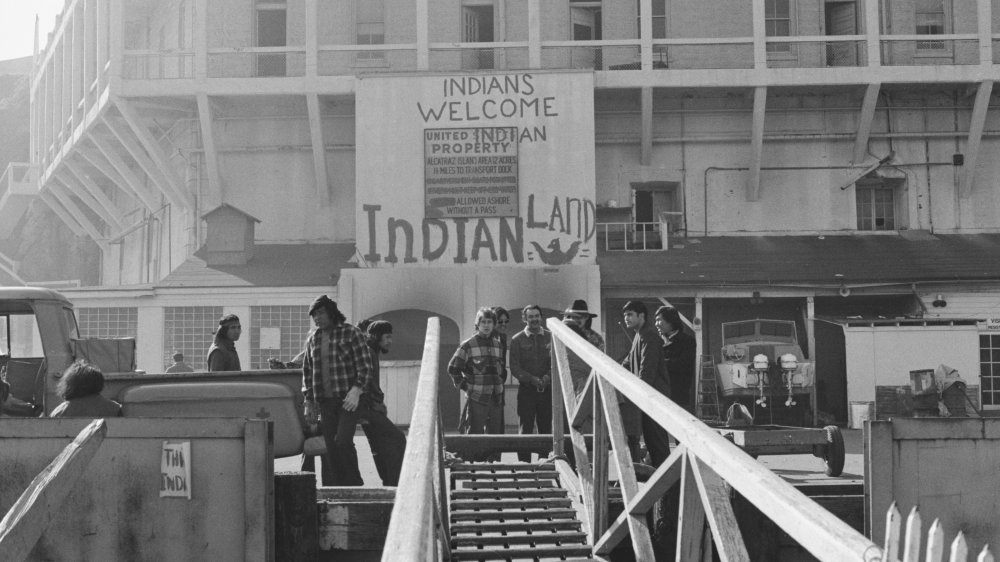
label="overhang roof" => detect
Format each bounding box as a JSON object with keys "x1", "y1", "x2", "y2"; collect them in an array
[
  {"x1": 157, "y1": 243, "x2": 355, "y2": 288},
  {"x1": 598, "y1": 233, "x2": 1000, "y2": 288}
]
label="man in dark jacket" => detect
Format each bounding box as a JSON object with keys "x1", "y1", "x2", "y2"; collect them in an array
[
  {"x1": 655, "y1": 306, "x2": 698, "y2": 414},
  {"x1": 207, "y1": 314, "x2": 242, "y2": 371},
  {"x1": 621, "y1": 300, "x2": 671, "y2": 467},
  {"x1": 509, "y1": 304, "x2": 551, "y2": 462},
  {"x1": 360, "y1": 320, "x2": 407, "y2": 486}
]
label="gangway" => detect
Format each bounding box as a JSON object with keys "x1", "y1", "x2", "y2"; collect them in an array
[{"x1": 384, "y1": 317, "x2": 885, "y2": 562}]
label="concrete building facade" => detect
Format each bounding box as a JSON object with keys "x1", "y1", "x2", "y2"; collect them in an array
[{"x1": 11, "y1": 0, "x2": 1000, "y2": 425}]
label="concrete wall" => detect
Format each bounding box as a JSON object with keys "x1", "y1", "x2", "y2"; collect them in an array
[
  {"x1": 0, "y1": 418, "x2": 272, "y2": 562},
  {"x1": 843, "y1": 324, "x2": 980, "y2": 403}
]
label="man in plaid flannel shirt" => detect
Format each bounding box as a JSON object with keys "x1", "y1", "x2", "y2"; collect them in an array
[
  {"x1": 302, "y1": 295, "x2": 374, "y2": 486},
  {"x1": 449, "y1": 307, "x2": 506, "y2": 441}
]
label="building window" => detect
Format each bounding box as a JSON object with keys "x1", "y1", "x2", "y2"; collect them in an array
[
  {"x1": 77, "y1": 307, "x2": 138, "y2": 339},
  {"x1": 766, "y1": 0, "x2": 791, "y2": 53},
  {"x1": 636, "y1": 0, "x2": 666, "y2": 39},
  {"x1": 356, "y1": 0, "x2": 385, "y2": 61},
  {"x1": 916, "y1": 0, "x2": 946, "y2": 50},
  {"x1": 255, "y1": 0, "x2": 287, "y2": 76},
  {"x1": 980, "y1": 334, "x2": 1000, "y2": 408},
  {"x1": 164, "y1": 306, "x2": 223, "y2": 371},
  {"x1": 856, "y1": 184, "x2": 897, "y2": 231},
  {"x1": 250, "y1": 306, "x2": 312, "y2": 370}
]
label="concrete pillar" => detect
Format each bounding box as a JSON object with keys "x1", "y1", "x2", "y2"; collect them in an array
[{"x1": 136, "y1": 305, "x2": 164, "y2": 373}]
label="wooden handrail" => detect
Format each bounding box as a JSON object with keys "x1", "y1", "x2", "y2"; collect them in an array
[
  {"x1": 382, "y1": 317, "x2": 442, "y2": 562},
  {"x1": 0, "y1": 419, "x2": 107, "y2": 561},
  {"x1": 546, "y1": 318, "x2": 883, "y2": 562}
]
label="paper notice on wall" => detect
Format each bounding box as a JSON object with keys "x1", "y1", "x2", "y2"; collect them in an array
[
  {"x1": 160, "y1": 441, "x2": 191, "y2": 499},
  {"x1": 985, "y1": 318, "x2": 1000, "y2": 331},
  {"x1": 259, "y1": 326, "x2": 282, "y2": 349}
]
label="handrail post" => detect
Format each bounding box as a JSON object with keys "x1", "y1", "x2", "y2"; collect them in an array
[
  {"x1": 591, "y1": 375, "x2": 609, "y2": 539},
  {"x1": 551, "y1": 340, "x2": 564, "y2": 457}
]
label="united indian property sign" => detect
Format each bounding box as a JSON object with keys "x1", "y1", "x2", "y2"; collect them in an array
[{"x1": 356, "y1": 71, "x2": 596, "y2": 267}]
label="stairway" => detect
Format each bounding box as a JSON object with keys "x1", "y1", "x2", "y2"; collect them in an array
[
  {"x1": 448, "y1": 462, "x2": 595, "y2": 561},
  {"x1": 697, "y1": 355, "x2": 722, "y2": 421}
]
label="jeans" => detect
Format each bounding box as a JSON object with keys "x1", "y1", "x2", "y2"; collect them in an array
[{"x1": 318, "y1": 397, "x2": 364, "y2": 486}]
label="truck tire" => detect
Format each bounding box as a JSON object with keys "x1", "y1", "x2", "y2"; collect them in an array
[{"x1": 823, "y1": 425, "x2": 845, "y2": 477}]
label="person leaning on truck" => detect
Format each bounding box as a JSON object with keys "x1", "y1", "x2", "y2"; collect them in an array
[
  {"x1": 207, "y1": 314, "x2": 242, "y2": 372},
  {"x1": 301, "y1": 295, "x2": 374, "y2": 486}
]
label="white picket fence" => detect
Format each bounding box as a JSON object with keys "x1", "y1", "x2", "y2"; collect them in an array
[{"x1": 883, "y1": 503, "x2": 994, "y2": 562}]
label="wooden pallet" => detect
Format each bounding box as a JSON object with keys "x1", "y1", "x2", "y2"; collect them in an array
[{"x1": 449, "y1": 462, "x2": 593, "y2": 561}]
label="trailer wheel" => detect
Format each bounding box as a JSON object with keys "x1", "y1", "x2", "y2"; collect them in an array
[{"x1": 823, "y1": 425, "x2": 845, "y2": 477}]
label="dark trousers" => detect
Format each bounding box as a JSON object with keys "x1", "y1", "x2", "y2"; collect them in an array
[
  {"x1": 360, "y1": 405, "x2": 407, "y2": 486},
  {"x1": 465, "y1": 394, "x2": 504, "y2": 461},
  {"x1": 642, "y1": 412, "x2": 672, "y2": 467},
  {"x1": 318, "y1": 397, "x2": 364, "y2": 486},
  {"x1": 516, "y1": 387, "x2": 552, "y2": 462}
]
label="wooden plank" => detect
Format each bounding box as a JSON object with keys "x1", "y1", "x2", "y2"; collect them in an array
[
  {"x1": 883, "y1": 502, "x2": 902, "y2": 562},
  {"x1": 951, "y1": 532, "x2": 969, "y2": 562},
  {"x1": 677, "y1": 455, "x2": 707, "y2": 561},
  {"x1": 865, "y1": 421, "x2": 889, "y2": 542},
  {"x1": 926, "y1": 519, "x2": 944, "y2": 562},
  {"x1": 551, "y1": 336, "x2": 566, "y2": 457},
  {"x1": 597, "y1": 375, "x2": 654, "y2": 561},
  {"x1": 746, "y1": 86, "x2": 767, "y2": 201},
  {"x1": 852, "y1": 83, "x2": 881, "y2": 164},
  {"x1": 959, "y1": 80, "x2": 993, "y2": 197},
  {"x1": 450, "y1": 470, "x2": 559, "y2": 481},
  {"x1": 274, "y1": 472, "x2": 318, "y2": 561},
  {"x1": 464, "y1": 480, "x2": 555, "y2": 489},
  {"x1": 546, "y1": 319, "x2": 883, "y2": 562},
  {"x1": 244, "y1": 418, "x2": 274, "y2": 562},
  {"x1": 451, "y1": 489, "x2": 567, "y2": 499},
  {"x1": 318, "y1": 499, "x2": 394, "y2": 551},
  {"x1": 902, "y1": 506, "x2": 921, "y2": 562},
  {"x1": 450, "y1": 509, "x2": 577, "y2": 521},
  {"x1": 450, "y1": 462, "x2": 555, "y2": 472},
  {"x1": 571, "y1": 374, "x2": 595, "y2": 430},
  {"x1": 591, "y1": 373, "x2": 609, "y2": 543},
  {"x1": 450, "y1": 520, "x2": 581, "y2": 534},
  {"x1": 0, "y1": 419, "x2": 106, "y2": 560},
  {"x1": 317, "y1": 487, "x2": 397, "y2": 501},
  {"x1": 689, "y1": 456, "x2": 750, "y2": 562},
  {"x1": 449, "y1": 498, "x2": 572, "y2": 510},
  {"x1": 451, "y1": 532, "x2": 587, "y2": 546},
  {"x1": 450, "y1": 545, "x2": 592, "y2": 560}
]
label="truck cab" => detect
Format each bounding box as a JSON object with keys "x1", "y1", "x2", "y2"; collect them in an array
[{"x1": 0, "y1": 287, "x2": 79, "y2": 416}]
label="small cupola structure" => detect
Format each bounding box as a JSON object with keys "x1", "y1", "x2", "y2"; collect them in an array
[{"x1": 201, "y1": 204, "x2": 261, "y2": 266}]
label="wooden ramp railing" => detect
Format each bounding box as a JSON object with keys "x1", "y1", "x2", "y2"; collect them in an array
[
  {"x1": 545, "y1": 318, "x2": 881, "y2": 561},
  {"x1": 383, "y1": 317, "x2": 447, "y2": 561},
  {"x1": 0, "y1": 419, "x2": 106, "y2": 561}
]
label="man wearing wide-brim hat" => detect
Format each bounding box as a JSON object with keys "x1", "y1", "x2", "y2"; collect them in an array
[{"x1": 562, "y1": 299, "x2": 605, "y2": 352}]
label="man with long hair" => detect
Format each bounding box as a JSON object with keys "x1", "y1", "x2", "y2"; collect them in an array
[
  {"x1": 359, "y1": 320, "x2": 407, "y2": 485},
  {"x1": 207, "y1": 314, "x2": 242, "y2": 371},
  {"x1": 302, "y1": 295, "x2": 374, "y2": 486}
]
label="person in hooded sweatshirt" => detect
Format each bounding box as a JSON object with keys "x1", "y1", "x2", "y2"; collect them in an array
[{"x1": 207, "y1": 314, "x2": 242, "y2": 372}]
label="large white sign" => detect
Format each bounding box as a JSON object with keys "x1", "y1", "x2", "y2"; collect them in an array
[{"x1": 357, "y1": 71, "x2": 596, "y2": 267}]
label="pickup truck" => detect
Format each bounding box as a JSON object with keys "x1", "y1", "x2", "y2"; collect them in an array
[{"x1": 0, "y1": 287, "x2": 313, "y2": 456}]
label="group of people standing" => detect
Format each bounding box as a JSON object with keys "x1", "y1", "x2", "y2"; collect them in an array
[
  {"x1": 199, "y1": 293, "x2": 696, "y2": 486},
  {"x1": 447, "y1": 298, "x2": 697, "y2": 468}
]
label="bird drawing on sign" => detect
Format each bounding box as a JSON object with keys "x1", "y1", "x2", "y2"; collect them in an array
[{"x1": 530, "y1": 238, "x2": 582, "y2": 265}]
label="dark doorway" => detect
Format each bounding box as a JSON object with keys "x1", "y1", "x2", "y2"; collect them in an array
[
  {"x1": 256, "y1": 8, "x2": 286, "y2": 76},
  {"x1": 365, "y1": 310, "x2": 462, "y2": 430}
]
